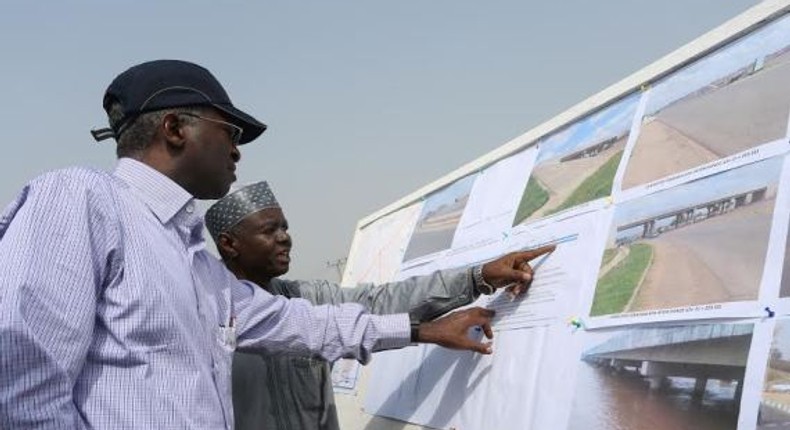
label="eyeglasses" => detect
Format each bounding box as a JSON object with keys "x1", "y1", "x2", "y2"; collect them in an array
[{"x1": 177, "y1": 112, "x2": 244, "y2": 146}]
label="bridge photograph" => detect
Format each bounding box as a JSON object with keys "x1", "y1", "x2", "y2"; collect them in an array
[
  {"x1": 402, "y1": 174, "x2": 477, "y2": 262},
  {"x1": 512, "y1": 94, "x2": 638, "y2": 225},
  {"x1": 621, "y1": 15, "x2": 790, "y2": 189},
  {"x1": 591, "y1": 156, "x2": 782, "y2": 317},
  {"x1": 567, "y1": 322, "x2": 753, "y2": 430}
]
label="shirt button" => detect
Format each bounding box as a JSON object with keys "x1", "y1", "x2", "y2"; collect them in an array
[{"x1": 185, "y1": 204, "x2": 195, "y2": 214}]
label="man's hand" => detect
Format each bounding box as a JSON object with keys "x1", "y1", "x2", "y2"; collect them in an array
[
  {"x1": 418, "y1": 307, "x2": 495, "y2": 354},
  {"x1": 482, "y1": 244, "x2": 556, "y2": 297}
]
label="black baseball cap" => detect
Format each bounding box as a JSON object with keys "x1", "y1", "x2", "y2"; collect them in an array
[{"x1": 91, "y1": 59, "x2": 267, "y2": 144}]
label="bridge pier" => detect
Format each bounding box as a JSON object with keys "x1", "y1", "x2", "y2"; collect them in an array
[
  {"x1": 647, "y1": 376, "x2": 670, "y2": 392},
  {"x1": 641, "y1": 220, "x2": 656, "y2": 238},
  {"x1": 692, "y1": 377, "x2": 708, "y2": 402},
  {"x1": 638, "y1": 360, "x2": 746, "y2": 403},
  {"x1": 735, "y1": 378, "x2": 744, "y2": 404}
]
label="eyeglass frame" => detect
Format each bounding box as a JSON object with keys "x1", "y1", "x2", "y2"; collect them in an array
[{"x1": 176, "y1": 111, "x2": 244, "y2": 146}]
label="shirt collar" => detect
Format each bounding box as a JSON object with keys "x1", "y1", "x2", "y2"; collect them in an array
[{"x1": 113, "y1": 158, "x2": 195, "y2": 225}]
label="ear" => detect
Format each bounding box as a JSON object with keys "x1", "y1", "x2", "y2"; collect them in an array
[
  {"x1": 161, "y1": 112, "x2": 187, "y2": 150},
  {"x1": 217, "y1": 232, "x2": 239, "y2": 260}
]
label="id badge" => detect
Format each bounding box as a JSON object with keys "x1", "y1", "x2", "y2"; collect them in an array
[{"x1": 219, "y1": 324, "x2": 237, "y2": 349}]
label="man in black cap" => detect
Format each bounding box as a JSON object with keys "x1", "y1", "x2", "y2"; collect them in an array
[
  {"x1": 0, "y1": 60, "x2": 541, "y2": 429},
  {"x1": 205, "y1": 181, "x2": 554, "y2": 430}
]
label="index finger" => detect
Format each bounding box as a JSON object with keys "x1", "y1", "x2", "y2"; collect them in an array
[{"x1": 515, "y1": 244, "x2": 556, "y2": 261}]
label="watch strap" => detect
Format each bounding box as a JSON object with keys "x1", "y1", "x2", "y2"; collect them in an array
[{"x1": 472, "y1": 265, "x2": 495, "y2": 295}]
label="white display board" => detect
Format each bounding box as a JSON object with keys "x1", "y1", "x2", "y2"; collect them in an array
[{"x1": 336, "y1": 3, "x2": 790, "y2": 429}]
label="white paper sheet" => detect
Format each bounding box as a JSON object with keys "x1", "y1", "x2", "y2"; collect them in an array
[
  {"x1": 364, "y1": 323, "x2": 585, "y2": 430},
  {"x1": 451, "y1": 148, "x2": 537, "y2": 249},
  {"x1": 476, "y1": 209, "x2": 613, "y2": 331},
  {"x1": 343, "y1": 202, "x2": 423, "y2": 286},
  {"x1": 363, "y1": 210, "x2": 612, "y2": 428}
]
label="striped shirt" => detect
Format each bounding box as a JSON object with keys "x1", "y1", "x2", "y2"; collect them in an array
[{"x1": 0, "y1": 158, "x2": 409, "y2": 429}]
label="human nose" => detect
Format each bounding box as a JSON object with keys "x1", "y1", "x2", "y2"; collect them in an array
[
  {"x1": 276, "y1": 229, "x2": 291, "y2": 245},
  {"x1": 231, "y1": 143, "x2": 241, "y2": 163}
]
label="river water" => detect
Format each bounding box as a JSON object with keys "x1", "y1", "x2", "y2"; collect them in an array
[{"x1": 567, "y1": 363, "x2": 739, "y2": 430}]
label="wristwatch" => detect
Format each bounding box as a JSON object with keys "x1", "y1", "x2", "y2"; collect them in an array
[
  {"x1": 472, "y1": 265, "x2": 495, "y2": 295},
  {"x1": 410, "y1": 322, "x2": 420, "y2": 343}
]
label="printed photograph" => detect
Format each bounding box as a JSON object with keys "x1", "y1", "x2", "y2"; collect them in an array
[
  {"x1": 759, "y1": 319, "x2": 790, "y2": 429},
  {"x1": 402, "y1": 174, "x2": 477, "y2": 262},
  {"x1": 621, "y1": 15, "x2": 790, "y2": 189},
  {"x1": 781, "y1": 217, "x2": 790, "y2": 299},
  {"x1": 568, "y1": 323, "x2": 753, "y2": 430},
  {"x1": 590, "y1": 156, "x2": 782, "y2": 317},
  {"x1": 512, "y1": 93, "x2": 639, "y2": 225}
]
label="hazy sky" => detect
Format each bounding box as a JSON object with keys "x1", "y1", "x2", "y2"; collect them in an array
[{"x1": 0, "y1": 1, "x2": 758, "y2": 281}]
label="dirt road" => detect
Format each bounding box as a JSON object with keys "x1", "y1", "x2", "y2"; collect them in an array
[
  {"x1": 527, "y1": 138, "x2": 626, "y2": 221},
  {"x1": 623, "y1": 51, "x2": 790, "y2": 188},
  {"x1": 630, "y1": 198, "x2": 774, "y2": 311}
]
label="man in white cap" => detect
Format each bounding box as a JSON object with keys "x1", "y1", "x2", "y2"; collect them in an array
[{"x1": 206, "y1": 181, "x2": 555, "y2": 430}]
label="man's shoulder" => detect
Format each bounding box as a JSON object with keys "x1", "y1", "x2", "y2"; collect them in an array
[
  {"x1": 1, "y1": 166, "x2": 123, "y2": 241},
  {"x1": 23, "y1": 166, "x2": 124, "y2": 211},
  {"x1": 27, "y1": 166, "x2": 124, "y2": 197},
  {"x1": 33, "y1": 166, "x2": 114, "y2": 186}
]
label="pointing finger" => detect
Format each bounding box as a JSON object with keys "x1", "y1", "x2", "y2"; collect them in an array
[{"x1": 516, "y1": 244, "x2": 556, "y2": 262}]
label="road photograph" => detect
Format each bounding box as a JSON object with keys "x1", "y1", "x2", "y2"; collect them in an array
[
  {"x1": 591, "y1": 156, "x2": 782, "y2": 317},
  {"x1": 513, "y1": 93, "x2": 639, "y2": 225},
  {"x1": 402, "y1": 174, "x2": 478, "y2": 262},
  {"x1": 622, "y1": 16, "x2": 790, "y2": 189}
]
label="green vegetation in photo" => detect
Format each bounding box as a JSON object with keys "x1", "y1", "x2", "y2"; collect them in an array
[
  {"x1": 512, "y1": 177, "x2": 549, "y2": 225},
  {"x1": 590, "y1": 243, "x2": 653, "y2": 316},
  {"x1": 546, "y1": 150, "x2": 623, "y2": 216},
  {"x1": 600, "y1": 248, "x2": 618, "y2": 268}
]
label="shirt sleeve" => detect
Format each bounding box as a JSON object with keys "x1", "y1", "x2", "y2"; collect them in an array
[
  {"x1": 0, "y1": 170, "x2": 120, "y2": 429},
  {"x1": 231, "y1": 278, "x2": 410, "y2": 364},
  {"x1": 275, "y1": 267, "x2": 477, "y2": 322}
]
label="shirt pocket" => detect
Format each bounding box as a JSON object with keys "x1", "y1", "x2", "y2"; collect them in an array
[{"x1": 213, "y1": 325, "x2": 237, "y2": 405}]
